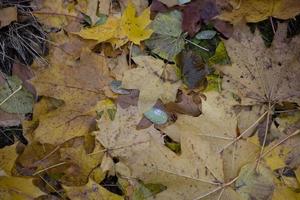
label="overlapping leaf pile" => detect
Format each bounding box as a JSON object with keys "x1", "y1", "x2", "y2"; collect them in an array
[{"x1": 0, "y1": 0, "x2": 300, "y2": 199}]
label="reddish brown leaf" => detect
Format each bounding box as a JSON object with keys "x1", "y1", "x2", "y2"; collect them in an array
[
  {"x1": 166, "y1": 90, "x2": 202, "y2": 117},
  {"x1": 117, "y1": 89, "x2": 140, "y2": 109},
  {"x1": 212, "y1": 19, "x2": 233, "y2": 38},
  {"x1": 182, "y1": 0, "x2": 218, "y2": 36}
]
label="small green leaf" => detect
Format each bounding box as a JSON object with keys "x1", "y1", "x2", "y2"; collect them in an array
[
  {"x1": 208, "y1": 41, "x2": 230, "y2": 66},
  {"x1": 144, "y1": 108, "x2": 168, "y2": 125},
  {"x1": 107, "y1": 108, "x2": 117, "y2": 121},
  {"x1": 205, "y1": 73, "x2": 221, "y2": 92},
  {"x1": 196, "y1": 30, "x2": 217, "y2": 40}
]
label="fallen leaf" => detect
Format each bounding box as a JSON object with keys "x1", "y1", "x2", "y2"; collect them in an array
[
  {"x1": 77, "y1": 3, "x2": 152, "y2": 46},
  {"x1": 99, "y1": 0, "x2": 111, "y2": 15},
  {"x1": 158, "y1": 0, "x2": 190, "y2": 7},
  {"x1": 235, "y1": 163, "x2": 275, "y2": 200},
  {"x1": 0, "y1": 144, "x2": 17, "y2": 175},
  {"x1": 165, "y1": 90, "x2": 202, "y2": 117},
  {"x1": 0, "y1": 7, "x2": 17, "y2": 28},
  {"x1": 64, "y1": 178, "x2": 123, "y2": 200},
  {"x1": 0, "y1": 76, "x2": 34, "y2": 114},
  {"x1": 272, "y1": 185, "x2": 300, "y2": 200},
  {"x1": 176, "y1": 49, "x2": 210, "y2": 89},
  {"x1": 145, "y1": 10, "x2": 185, "y2": 61},
  {"x1": 182, "y1": 0, "x2": 218, "y2": 36},
  {"x1": 208, "y1": 41, "x2": 231, "y2": 66},
  {"x1": 86, "y1": 0, "x2": 99, "y2": 25},
  {"x1": 59, "y1": 144, "x2": 103, "y2": 186},
  {"x1": 218, "y1": 23, "x2": 300, "y2": 105},
  {"x1": 0, "y1": 176, "x2": 44, "y2": 199},
  {"x1": 218, "y1": 0, "x2": 300, "y2": 24},
  {"x1": 122, "y1": 56, "x2": 180, "y2": 113},
  {"x1": 31, "y1": 48, "x2": 110, "y2": 144}
]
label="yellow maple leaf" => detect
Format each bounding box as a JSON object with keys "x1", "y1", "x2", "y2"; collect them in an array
[
  {"x1": 119, "y1": 2, "x2": 153, "y2": 45},
  {"x1": 76, "y1": 17, "x2": 120, "y2": 43},
  {"x1": 76, "y1": 3, "x2": 152, "y2": 47}
]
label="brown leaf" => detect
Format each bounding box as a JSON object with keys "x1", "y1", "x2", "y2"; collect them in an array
[
  {"x1": 166, "y1": 90, "x2": 202, "y2": 117},
  {"x1": 182, "y1": 0, "x2": 219, "y2": 36},
  {"x1": 211, "y1": 19, "x2": 233, "y2": 38},
  {"x1": 117, "y1": 89, "x2": 140, "y2": 109}
]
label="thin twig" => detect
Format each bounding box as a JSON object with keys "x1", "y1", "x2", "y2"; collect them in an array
[
  {"x1": 39, "y1": 174, "x2": 65, "y2": 199},
  {"x1": 255, "y1": 103, "x2": 271, "y2": 171},
  {"x1": 260, "y1": 129, "x2": 300, "y2": 159},
  {"x1": 0, "y1": 85, "x2": 22, "y2": 106},
  {"x1": 185, "y1": 39, "x2": 209, "y2": 52},
  {"x1": 219, "y1": 109, "x2": 269, "y2": 153},
  {"x1": 33, "y1": 161, "x2": 67, "y2": 176}
]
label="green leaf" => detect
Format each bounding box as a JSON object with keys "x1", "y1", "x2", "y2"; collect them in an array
[
  {"x1": 107, "y1": 108, "x2": 117, "y2": 121},
  {"x1": 146, "y1": 10, "x2": 185, "y2": 61},
  {"x1": 150, "y1": 10, "x2": 182, "y2": 37},
  {"x1": 205, "y1": 73, "x2": 221, "y2": 92},
  {"x1": 0, "y1": 76, "x2": 34, "y2": 114},
  {"x1": 208, "y1": 41, "x2": 230, "y2": 66}
]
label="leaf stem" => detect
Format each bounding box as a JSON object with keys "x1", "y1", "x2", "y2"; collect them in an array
[{"x1": 184, "y1": 39, "x2": 209, "y2": 52}]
